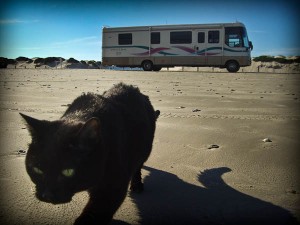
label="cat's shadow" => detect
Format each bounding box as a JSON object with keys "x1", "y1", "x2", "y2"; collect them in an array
[{"x1": 122, "y1": 166, "x2": 298, "y2": 225}]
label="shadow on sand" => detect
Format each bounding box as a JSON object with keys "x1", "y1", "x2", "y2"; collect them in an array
[{"x1": 127, "y1": 166, "x2": 298, "y2": 225}]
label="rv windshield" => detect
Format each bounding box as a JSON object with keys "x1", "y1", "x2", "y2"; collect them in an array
[{"x1": 225, "y1": 26, "x2": 250, "y2": 48}]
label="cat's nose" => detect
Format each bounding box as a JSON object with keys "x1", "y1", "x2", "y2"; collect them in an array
[{"x1": 41, "y1": 189, "x2": 54, "y2": 202}]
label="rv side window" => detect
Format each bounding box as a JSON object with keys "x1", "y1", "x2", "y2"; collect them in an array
[
  {"x1": 198, "y1": 32, "x2": 205, "y2": 43},
  {"x1": 118, "y1": 33, "x2": 132, "y2": 45},
  {"x1": 225, "y1": 27, "x2": 243, "y2": 47},
  {"x1": 170, "y1": 31, "x2": 192, "y2": 44},
  {"x1": 151, "y1": 32, "x2": 160, "y2": 44},
  {"x1": 208, "y1": 31, "x2": 219, "y2": 43}
]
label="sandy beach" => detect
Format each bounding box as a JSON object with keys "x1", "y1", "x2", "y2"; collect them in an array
[{"x1": 0, "y1": 69, "x2": 299, "y2": 225}]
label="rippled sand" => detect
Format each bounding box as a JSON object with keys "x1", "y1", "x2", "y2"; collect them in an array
[{"x1": 0, "y1": 69, "x2": 299, "y2": 225}]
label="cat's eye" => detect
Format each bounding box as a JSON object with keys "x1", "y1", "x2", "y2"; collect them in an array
[
  {"x1": 62, "y1": 169, "x2": 75, "y2": 177},
  {"x1": 33, "y1": 167, "x2": 43, "y2": 175}
]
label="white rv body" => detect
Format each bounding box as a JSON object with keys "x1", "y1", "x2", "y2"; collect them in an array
[{"x1": 102, "y1": 22, "x2": 252, "y2": 72}]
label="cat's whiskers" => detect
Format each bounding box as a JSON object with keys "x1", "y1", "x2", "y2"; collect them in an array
[
  {"x1": 69, "y1": 198, "x2": 81, "y2": 214},
  {"x1": 57, "y1": 199, "x2": 81, "y2": 223},
  {"x1": 30, "y1": 186, "x2": 36, "y2": 194},
  {"x1": 24, "y1": 197, "x2": 38, "y2": 212},
  {"x1": 60, "y1": 203, "x2": 68, "y2": 222}
]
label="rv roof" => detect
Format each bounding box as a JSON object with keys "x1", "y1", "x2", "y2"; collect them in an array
[{"x1": 102, "y1": 22, "x2": 245, "y2": 32}]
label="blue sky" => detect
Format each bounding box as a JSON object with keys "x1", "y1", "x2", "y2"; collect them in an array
[{"x1": 1, "y1": 0, "x2": 299, "y2": 60}]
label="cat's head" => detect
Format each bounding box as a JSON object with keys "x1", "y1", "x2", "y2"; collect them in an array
[{"x1": 20, "y1": 113, "x2": 102, "y2": 204}]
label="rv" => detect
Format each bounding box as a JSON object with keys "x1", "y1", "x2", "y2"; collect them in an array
[{"x1": 102, "y1": 22, "x2": 252, "y2": 72}]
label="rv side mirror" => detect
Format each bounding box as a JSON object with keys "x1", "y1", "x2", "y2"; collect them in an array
[{"x1": 249, "y1": 41, "x2": 253, "y2": 51}]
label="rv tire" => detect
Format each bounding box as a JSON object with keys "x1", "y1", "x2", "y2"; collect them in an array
[
  {"x1": 226, "y1": 60, "x2": 240, "y2": 73},
  {"x1": 142, "y1": 60, "x2": 153, "y2": 71}
]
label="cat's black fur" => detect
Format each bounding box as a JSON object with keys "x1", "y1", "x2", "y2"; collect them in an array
[{"x1": 20, "y1": 83, "x2": 160, "y2": 225}]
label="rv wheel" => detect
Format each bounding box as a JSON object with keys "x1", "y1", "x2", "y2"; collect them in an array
[
  {"x1": 142, "y1": 60, "x2": 153, "y2": 71},
  {"x1": 226, "y1": 60, "x2": 240, "y2": 73}
]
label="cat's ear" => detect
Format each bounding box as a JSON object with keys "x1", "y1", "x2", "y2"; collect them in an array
[
  {"x1": 78, "y1": 118, "x2": 101, "y2": 142},
  {"x1": 20, "y1": 113, "x2": 48, "y2": 137}
]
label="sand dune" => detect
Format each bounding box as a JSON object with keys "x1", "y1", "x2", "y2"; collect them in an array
[
  {"x1": 1, "y1": 56, "x2": 299, "y2": 73},
  {"x1": 163, "y1": 60, "x2": 300, "y2": 73},
  {"x1": 1, "y1": 57, "x2": 101, "y2": 69},
  {"x1": 0, "y1": 69, "x2": 299, "y2": 225}
]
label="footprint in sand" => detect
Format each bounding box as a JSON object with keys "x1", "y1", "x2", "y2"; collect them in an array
[{"x1": 208, "y1": 144, "x2": 220, "y2": 149}]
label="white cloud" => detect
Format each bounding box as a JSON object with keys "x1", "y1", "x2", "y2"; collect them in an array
[
  {"x1": 52, "y1": 36, "x2": 99, "y2": 46},
  {"x1": 255, "y1": 48, "x2": 300, "y2": 56},
  {"x1": 16, "y1": 46, "x2": 60, "y2": 50},
  {"x1": 248, "y1": 30, "x2": 267, "y2": 34},
  {"x1": 0, "y1": 19, "x2": 39, "y2": 24}
]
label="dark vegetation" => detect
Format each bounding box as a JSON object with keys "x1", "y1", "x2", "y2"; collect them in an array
[
  {"x1": 0, "y1": 56, "x2": 101, "y2": 68},
  {"x1": 66, "y1": 57, "x2": 79, "y2": 63},
  {"x1": 253, "y1": 55, "x2": 300, "y2": 64}
]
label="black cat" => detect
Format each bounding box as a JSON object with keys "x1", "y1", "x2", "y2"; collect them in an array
[{"x1": 20, "y1": 83, "x2": 160, "y2": 225}]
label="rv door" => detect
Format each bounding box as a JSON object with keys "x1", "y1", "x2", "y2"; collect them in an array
[
  {"x1": 206, "y1": 30, "x2": 223, "y2": 66},
  {"x1": 194, "y1": 30, "x2": 207, "y2": 66}
]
